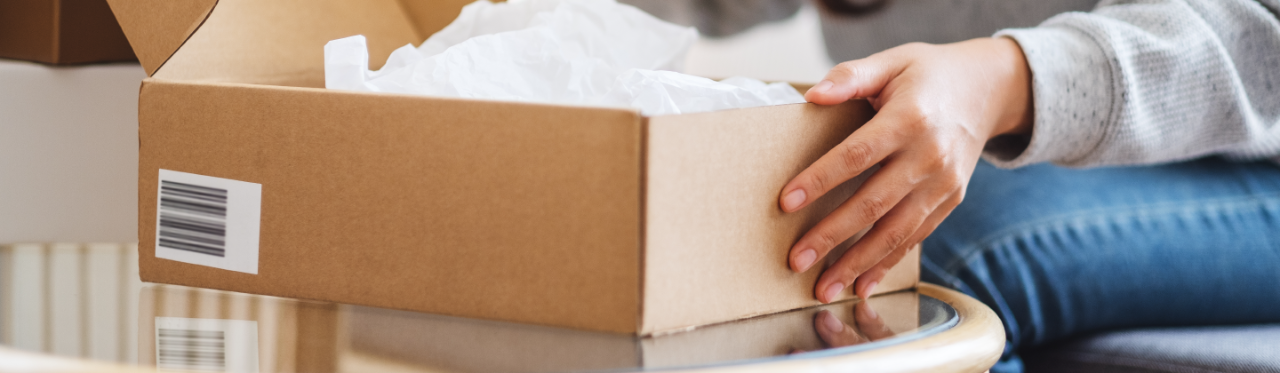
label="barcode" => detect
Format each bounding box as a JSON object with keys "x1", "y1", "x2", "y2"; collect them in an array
[
  {"x1": 155, "y1": 170, "x2": 261, "y2": 274},
  {"x1": 157, "y1": 328, "x2": 226, "y2": 371},
  {"x1": 158, "y1": 181, "x2": 228, "y2": 257}
]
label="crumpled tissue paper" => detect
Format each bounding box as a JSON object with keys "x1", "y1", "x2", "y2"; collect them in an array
[{"x1": 324, "y1": 0, "x2": 805, "y2": 116}]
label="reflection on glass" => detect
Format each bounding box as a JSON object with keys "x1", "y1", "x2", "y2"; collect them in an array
[
  {"x1": 0, "y1": 243, "x2": 143, "y2": 364},
  {"x1": 137, "y1": 285, "x2": 956, "y2": 373},
  {"x1": 139, "y1": 285, "x2": 338, "y2": 373},
  {"x1": 155, "y1": 317, "x2": 260, "y2": 372}
]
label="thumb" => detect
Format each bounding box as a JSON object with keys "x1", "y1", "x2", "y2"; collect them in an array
[{"x1": 805, "y1": 54, "x2": 905, "y2": 105}]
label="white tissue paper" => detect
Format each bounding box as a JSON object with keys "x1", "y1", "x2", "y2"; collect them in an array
[{"x1": 324, "y1": 0, "x2": 805, "y2": 116}]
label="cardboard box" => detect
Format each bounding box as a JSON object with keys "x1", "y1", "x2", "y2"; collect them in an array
[
  {"x1": 0, "y1": 0, "x2": 137, "y2": 64},
  {"x1": 111, "y1": 0, "x2": 920, "y2": 335}
]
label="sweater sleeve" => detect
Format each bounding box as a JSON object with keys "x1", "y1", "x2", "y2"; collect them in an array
[{"x1": 984, "y1": 0, "x2": 1280, "y2": 168}]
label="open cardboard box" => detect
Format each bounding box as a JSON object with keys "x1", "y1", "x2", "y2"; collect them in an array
[{"x1": 110, "y1": 0, "x2": 920, "y2": 335}]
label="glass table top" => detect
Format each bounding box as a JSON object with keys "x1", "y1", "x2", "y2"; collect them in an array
[{"x1": 4, "y1": 277, "x2": 956, "y2": 373}]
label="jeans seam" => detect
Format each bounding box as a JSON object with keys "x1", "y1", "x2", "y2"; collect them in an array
[{"x1": 940, "y1": 191, "x2": 1280, "y2": 275}]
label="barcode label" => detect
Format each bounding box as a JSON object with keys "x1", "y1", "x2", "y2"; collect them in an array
[
  {"x1": 155, "y1": 317, "x2": 259, "y2": 373},
  {"x1": 155, "y1": 170, "x2": 261, "y2": 274},
  {"x1": 159, "y1": 181, "x2": 229, "y2": 257},
  {"x1": 157, "y1": 329, "x2": 226, "y2": 371}
]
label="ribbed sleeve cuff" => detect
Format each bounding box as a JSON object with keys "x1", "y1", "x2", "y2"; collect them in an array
[{"x1": 985, "y1": 22, "x2": 1116, "y2": 168}]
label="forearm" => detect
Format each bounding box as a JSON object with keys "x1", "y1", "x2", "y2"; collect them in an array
[{"x1": 986, "y1": 0, "x2": 1280, "y2": 168}]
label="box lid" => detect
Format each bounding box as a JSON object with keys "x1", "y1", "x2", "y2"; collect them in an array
[
  {"x1": 105, "y1": 0, "x2": 215, "y2": 75},
  {"x1": 107, "y1": 0, "x2": 469, "y2": 86}
]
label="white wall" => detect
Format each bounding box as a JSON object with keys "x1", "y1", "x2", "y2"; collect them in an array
[{"x1": 0, "y1": 61, "x2": 145, "y2": 243}]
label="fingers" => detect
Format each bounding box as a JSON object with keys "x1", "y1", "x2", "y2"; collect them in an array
[
  {"x1": 780, "y1": 51, "x2": 917, "y2": 215},
  {"x1": 814, "y1": 305, "x2": 894, "y2": 349},
  {"x1": 779, "y1": 115, "x2": 908, "y2": 214},
  {"x1": 852, "y1": 195, "x2": 957, "y2": 299},
  {"x1": 813, "y1": 310, "x2": 866, "y2": 348},
  {"x1": 788, "y1": 160, "x2": 913, "y2": 272},
  {"x1": 815, "y1": 190, "x2": 933, "y2": 303},
  {"x1": 852, "y1": 242, "x2": 910, "y2": 300},
  {"x1": 805, "y1": 53, "x2": 908, "y2": 105},
  {"x1": 853, "y1": 301, "x2": 895, "y2": 341}
]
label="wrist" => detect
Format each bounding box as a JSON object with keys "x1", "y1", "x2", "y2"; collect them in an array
[{"x1": 990, "y1": 37, "x2": 1034, "y2": 138}]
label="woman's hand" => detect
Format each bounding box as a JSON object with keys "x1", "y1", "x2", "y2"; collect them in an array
[
  {"x1": 790, "y1": 299, "x2": 895, "y2": 355},
  {"x1": 781, "y1": 37, "x2": 1034, "y2": 303},
  {"x1": 813, "y1": 301, "x2": 895, "y2": 348}
]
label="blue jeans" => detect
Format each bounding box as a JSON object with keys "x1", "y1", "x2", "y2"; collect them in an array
[{"x1": 921, "y1": 157, "x2": 1280, "y2": 373}]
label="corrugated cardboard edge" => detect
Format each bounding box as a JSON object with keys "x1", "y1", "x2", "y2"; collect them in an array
[
  {"x1": 105, "y1": 0, "x2": 217, "y2": 76},
  {"x1": 637, "y1": 117, "x2": 650, "y2": 335}
]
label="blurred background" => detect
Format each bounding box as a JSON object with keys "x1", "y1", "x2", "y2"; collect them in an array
[{"x1": 684, "y1": 2, "x2": 833, "y2": 84}]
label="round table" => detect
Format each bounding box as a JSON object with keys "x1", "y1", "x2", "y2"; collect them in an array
[{"x1": 0, "y1": 283, "x2": 1003, "y2": 373}]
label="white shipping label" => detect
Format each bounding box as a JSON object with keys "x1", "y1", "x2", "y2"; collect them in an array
[
  {"x1": 156, "y1": 169, "x2": 261, "y2": 274},
  {"x1": 155, "y1": 317, "x2": 259, "y2": 373}
]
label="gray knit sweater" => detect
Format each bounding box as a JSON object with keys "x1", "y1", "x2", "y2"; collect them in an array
[
  {"x1": 993, "y1": 0, "x2": 1280, "y2": 168},
  {"x1": 623, "y1": 0, "x2": 1280, "y2": 168}
]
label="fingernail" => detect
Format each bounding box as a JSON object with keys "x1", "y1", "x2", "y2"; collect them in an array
[
  {"x1": 794, "y1": 249, "x2": 817, "y2": 272},
  {"x1": 862, "y1": 281, "x2": 879, "y2": 298},
  {"x1": 865, "y1": 305, "x2": 879, "y2": 319},
  {"x1": 782, "y1": 189, "x2": 806, "y2": 211},
  {"x1": 821, "y1": 312, "x2": 844, "y2": 332},
  {"x1": 823, "y1": 282, "x2": 845, "y2": 303},
  {"x1": 809, "y1": 80, "x2": 833, "y2": 94}
]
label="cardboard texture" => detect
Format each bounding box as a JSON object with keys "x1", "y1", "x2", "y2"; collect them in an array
[
  {"x1": 112, "y1": 0, "x2": 920, "y2": 335},
  {"x1": 0, "y1": 0, "x2": 137, "y2": 65}
]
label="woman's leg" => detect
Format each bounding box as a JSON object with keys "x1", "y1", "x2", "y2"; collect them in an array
[{"x1": 922, "y1": 158, "x2": 1280, "y2": 373}]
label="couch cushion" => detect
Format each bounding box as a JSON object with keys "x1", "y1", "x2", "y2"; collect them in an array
[{"x1": 1023, "y1": 324, "x2": 1280, "y2": 373}]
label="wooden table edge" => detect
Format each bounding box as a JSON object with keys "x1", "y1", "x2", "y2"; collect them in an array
[
  {"x1": 665, "y1": 283, "x2": 1007, "y2": 373},
  {"x1": 0, "y1": 284, "x2": 1005, "y2": 373}
]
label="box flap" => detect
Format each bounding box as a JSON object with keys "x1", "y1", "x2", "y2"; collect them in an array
[
  {"x1": 397, "y1": 0, "x2": 478, "y2": 41},
  {"x1": 105, "y1": 0, "x2": 216, "y2": 75},
  {"x1": 109, "y1": 0, "x2": 422, "y2": 87}
]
